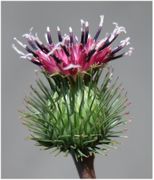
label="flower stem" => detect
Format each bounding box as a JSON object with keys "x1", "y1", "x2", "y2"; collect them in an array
[{"x1": 71, "y1": 153, "x2": 96, "y2": 179}]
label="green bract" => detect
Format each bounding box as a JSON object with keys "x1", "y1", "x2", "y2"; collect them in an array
[{"x1": 21, "y1": 66, "x2": 129, "y2": 160}]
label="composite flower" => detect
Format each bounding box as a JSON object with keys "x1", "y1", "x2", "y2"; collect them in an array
[
  {"x1": 12, "y1": 15, "x2": 133, "y2": 77},
  {"x1": 13, "y1": 15, "x2": 134, "y2": 178}
]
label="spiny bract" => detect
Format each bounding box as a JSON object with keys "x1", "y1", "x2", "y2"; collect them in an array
[{"x1": 21, "y1": 66, "x2": 130, "y2": 160}]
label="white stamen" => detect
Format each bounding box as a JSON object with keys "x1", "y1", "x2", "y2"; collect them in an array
[
  {"x1": 113, "y1": 22, "x2": 127, "y2": 34},
  {"x1": 125, "y1": 47, "x2": 134, "y2": 56},
  {"x1": 64, "y1": 35, "x2": 70, "y2": 41},
  {"x1": 20, "y1": 53, "x2": 33, "y2": 60},
  {"x1": 69, "y1": 27, "x2": 73, "y2": 33},
  {"x1": 12, "y1": 44, "x2": 25, "y2": 56},
  {"x1": 120, "y1": 37, "x2": 130, "y2": 47},
  {"x1": 47, "y1": 43, "x2": 61, "y2": 56},
  {"x1": 62, "y1": 35, "x2": 70, "y2": 45},
  {"x1": 57, "y1": 26, "x2": 60, "y2": 32},
  {"x1": 29, "y1": 27, "x2": 34, "y2": 33},
  {"x1": 35, "y1": 33, "x2": 38, "y2": 37},
  {"x1": 80, "y1": 19, "x2": 85, "y2": 26},
  {"x1": 117, "y1": 27, "x2": 127, "y2": 34},
  {"x1": 109, "y1": 22, "x2": 127, "y2": 42},
  {"x1": 22, "y1": 33, "x2": 33, "y2": 40},
  {"x1": 108, "y1": 34, "x2": 115, "y2": 43},
  {"x1": 80, "y1": 19, "x2": 85, "y2": 31},
  {"x1": 44, "y1": 33, "x2": 48, "y2": 43},
  {"x1": 99, "y1": 15, "x2": 104, "y2": 27},
  {"x1": 48, "y1": 35, "x2": 71, "y2": 56},
  {"x1": 47, "y1": 26, "x2": 50, "y2": 32},
  {"x1": 85, "y1": 21, "x2": 89, "y2": 27},
  {"x1": 13, "y1": 37, "x2": 26, "y2": 48},
  {"x1": 129, "y1": 47, "x2": 134, "y2": 50},
  {"x1": 63, "y1": 64, "x2": 81, "y2": 70},
  {"x1": 112, "y1": 22, "x2": 118, "y2": 28},
  {"x1": 75, "y1": 36, "x2": 78, "y2": 42}
]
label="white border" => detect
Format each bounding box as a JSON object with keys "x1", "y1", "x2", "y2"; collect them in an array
[{"x1": 0, "y1": 1, "x2": 153, "y2": 180}]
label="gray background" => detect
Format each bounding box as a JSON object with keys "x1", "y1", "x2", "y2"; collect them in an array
[{"x1": 2, "y1": 1, "x2": 152, "y2": 178}]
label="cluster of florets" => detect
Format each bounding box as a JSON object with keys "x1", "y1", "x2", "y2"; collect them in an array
[{"x1": 12, "y1": 15, "x2": 133, "y2": 77}]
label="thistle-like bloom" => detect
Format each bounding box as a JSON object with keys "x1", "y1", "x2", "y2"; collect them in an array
[
  {"x1": 12, "y1": 15, "x2": 133, "y2": 76},
  {"x1": 14, "y1": 15, "x2": 133, "y2": 169}
]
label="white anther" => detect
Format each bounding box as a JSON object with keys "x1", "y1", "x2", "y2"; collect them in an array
[
  {"x1": 44, "y1": 33, "x2": 48, "y2": 43},
  {"x1": 35, "y1": 33, "x2": 38, "y2": 37},
  {"x1": 63, "y1": 35, "x2": 70, "y2": 41},
  {"x1": 85, "y1": 21, "x2": 89, "y2": 27},
  {"x1": 22, "y1": 33, "x2": 34, "y2": 40},
  {"x1": 80, "y1": 19, "x2": 85, "y2": 31},
  {"x1": 125, "y1": 47, "x2": 134, "y2": 56},
  {"x1": 109, "y1": 22, "x2": 126, "y2": 42},
  {"x1": 47, "y1": 26, "x2": 50, "y2": 32},
  {"x1": 69, "y1": 27, "x2": 73, "y2": 33},
  {"x1": 99, "y1": 15, "x2": 104, "y2": 27},
  {"x1": 12, "y1": 44, "x2": 25, "y2": 56},
  {"x1": 120, "y1": 37, "x2": 130, "y2": 47},
  {"x1": 113, "y1": 22, "x2": 127, "y2": 34},
  {"x1": 29, "y1": 27, "x2": 34, "y2": 33},
  {"x1": 57, "y1": 26, "x2": 60, "y2": 32},
  {"x1": 80, "y1": 19, "x2": 85, "y2": 26},
  {"x1": 108, "y1": 34, "x2": 115, "y2": 43},
  {"x1": 75, "y1": 36, "x2": 78, "y2": 42},
  {"x1": 48, "y1": 34, "x2": 70, "y2": 56},
  {"x1": 60, "y1": 35, "x2": 70, "y2": 46},
  {"x1": 117, "y1": 27, "x2": 127, "y2": 34},
  {"x1": 109, "y1": 22, "x2": 127, "y2": 42},
  {"x1": 13, "y1": 37, "x2": 26, "y2": 48},
  {"x1": 20, "y1": 53, "x2": 33, "y2": 60},
  {"x1": 113, "y1": 22, "x2": 118, "y2": 27}
]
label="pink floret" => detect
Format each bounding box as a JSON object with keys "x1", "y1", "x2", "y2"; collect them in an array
[{"x1": 12, "y1": 15, "x2": 133, "y2": 77}]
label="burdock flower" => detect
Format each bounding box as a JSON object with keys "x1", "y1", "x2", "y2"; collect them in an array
[
  {"x1": 13, "y1": 15, "x2": 133, "y2": 179},
  {"x1": 12, "y1": 15, "x2": 133, "y2": 77}
]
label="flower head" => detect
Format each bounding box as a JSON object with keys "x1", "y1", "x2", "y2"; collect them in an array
[{"x1": 13, "y1": 15, "x2": 133, "y2": 77}]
